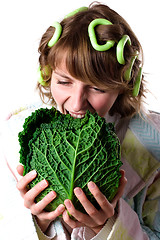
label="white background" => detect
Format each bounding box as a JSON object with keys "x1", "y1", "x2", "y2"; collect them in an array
[
  {"x1": 0, "y1": 2, "x2": 159, "y2": 236},
  {"x1": 0, "y1": 0, "x2": 160, "y2": 122}
]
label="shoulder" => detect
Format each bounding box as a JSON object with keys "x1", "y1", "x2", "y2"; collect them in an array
[
  {"x1": 129, "y1": 110, "x2": 160, "y2": 159},
  {"x1": 5, "y1": 102, "x2": 50, "y2": 135},
  {"x1": 147, "y1": 110, "x2": 160, "y2": 130}
]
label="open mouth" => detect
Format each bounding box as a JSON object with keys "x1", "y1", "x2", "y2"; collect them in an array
[{"x1": 66, "y1": 110, "x2": 85, "y2": 119}]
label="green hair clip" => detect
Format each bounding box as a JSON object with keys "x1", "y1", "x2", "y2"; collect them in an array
[
  {"x1": 132, "y1": 67, "x2": 142, "y2": 97},
  {"x1": 48, "y1": 7, "x2": 88, "y2": 48},
  {"x1": 116, "y1": 35, "x2": 131, "y2": 64},
  {"x1": 64, "y1": 6, "x2": 88, "y2": 19},
  {"x1": 48, "y1": 22, "x2": 62, "y2": 48},
  {"x1": 38, "y1": 66, "x2": 50, "y2": 87},
  {"x1": 88, "y1": 18, "x2": 115, "y2": 51},
  {"x1": 124, "y1": 54, "x2": 137, "y2": 81}
]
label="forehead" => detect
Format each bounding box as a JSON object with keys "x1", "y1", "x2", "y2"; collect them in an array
[{"x1": 53, "y1": 54, "x2": 94, "y2": 84}]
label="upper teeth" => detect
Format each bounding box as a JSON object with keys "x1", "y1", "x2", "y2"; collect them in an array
[{"x1": 69, "y1": 112, "x2": 85, "y2": 119}]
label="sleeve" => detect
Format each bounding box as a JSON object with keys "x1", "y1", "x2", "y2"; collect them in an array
[
  {"x1": 137, "y1": 171, "x2": 160, "y2": 239},
  {"x1": 106, "y1": 198, "x2": 149, "y2": 240},
  {"x1": 33, "y1": 217, "x2": 70, "y2": 240},
  {"x1": 71, "y1": 215, "x2": 117, "y2": 240},
  {"x1": 33, "y1": 218, "x2": 56, "y2": 240}
]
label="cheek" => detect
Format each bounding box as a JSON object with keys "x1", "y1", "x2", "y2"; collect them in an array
[
  {"x1": 93, "y1": 93, "x2": 118, "y2": 116},
  {"x1": 51, "y1": 87, "x2": 59, "y2": 103},
  {"x1": 51, "y1": 82, "x2": 64, "y2": 104}
]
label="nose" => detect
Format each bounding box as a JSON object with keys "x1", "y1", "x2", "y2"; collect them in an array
[{"x1": 71, "y1": 86, "x2": 87, "y2": 112}]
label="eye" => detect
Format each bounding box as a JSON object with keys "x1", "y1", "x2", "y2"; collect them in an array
[
  {"x1": 92, "y1": 87, "x2": 105, "y2": 93},
  {"x1": 57, "y1": 80, "x2": 71, "y2": 85}
]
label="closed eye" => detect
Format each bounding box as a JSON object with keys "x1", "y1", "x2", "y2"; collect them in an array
[
  {"x1": 57, "y1": 80, "x2": 71, "y2": 85},
  {"x1": 92, "y1": 87, "x2": 105, "y2": 93}
]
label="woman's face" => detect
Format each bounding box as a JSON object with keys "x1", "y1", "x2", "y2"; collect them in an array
[{"x1": 51, "y1": 62, "x2": 119, "y2": 118}]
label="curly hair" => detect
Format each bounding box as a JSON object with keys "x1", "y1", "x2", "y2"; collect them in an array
[{"x1": 37, "y1": 2, "x2": 146, "y2": 118}]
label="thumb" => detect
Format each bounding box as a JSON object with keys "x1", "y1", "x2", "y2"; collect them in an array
[
  {"x1": 17, "y1": 164, "x2": 24, "y2": 176},
  {"x1": 111, "y1": 169, "x2": 127, "y2": 208}
]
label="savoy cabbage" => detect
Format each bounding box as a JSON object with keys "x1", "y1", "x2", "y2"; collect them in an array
[{"x1": 18, "y1": 107, "x2": 122, "y2": 212}]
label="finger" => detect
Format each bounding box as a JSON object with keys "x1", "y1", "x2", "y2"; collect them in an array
[
  {"x1": 36, "y1": 204, "x2": 65, "y2": 232},
  {"x1": 111, "y1": 169, "x2": 127, "y2": 208},
  {"x1": 87, "y1": 182, "x2": 114, "y2": 219},
  {"x1": 17, "y1": 165, "x2": 24, "y2": 176},
  {"x1": 31, "y1": 191, "x2": 56, "y2": 215},
  {"x1": 16, "y1": 170, "x2": 37, "y2": 197},
  {"x1": 64, "y1": 199, "x2": 96, "y2": 228},
  {"x1": 64, "y1": 199, "x2": 88, "y2": 223},
  {"x1": 24, "y1": 179, "x2": 49, "y2": 208},
  {"x1": 51, "y1": 204, "x2": 66, "y2": 219},
  {"x1": 74, "y1": 187, "x2": 99, "y2": 217},
  {"x1": 62, "y1": 210, "x2": 82, "y2": 229}
]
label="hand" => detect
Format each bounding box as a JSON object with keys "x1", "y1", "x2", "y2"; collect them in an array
[
  {"x1": 16, "y1": 165, "x2": 65, "y2": 232},
  {"x1": 63, "y1": 170, "x2": 127, "y2": 234}
]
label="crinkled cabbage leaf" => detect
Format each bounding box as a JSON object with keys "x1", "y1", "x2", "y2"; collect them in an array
[{"x1": 19, "y1": 107, "x2": 122, "y2": 212}]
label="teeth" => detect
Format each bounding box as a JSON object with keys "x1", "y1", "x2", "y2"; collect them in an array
[{"x1": 69, "y1": 112, "x2": 85, "y2": 119}]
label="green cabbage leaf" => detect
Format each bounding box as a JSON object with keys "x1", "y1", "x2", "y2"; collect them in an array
[{"x1": 18, "y1": 107, "x2": 122, "y2": 212}]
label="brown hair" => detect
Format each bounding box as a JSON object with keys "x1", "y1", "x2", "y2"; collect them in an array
[{"x1": 37, "y1": 2, "x2": 146, "y2": 118}]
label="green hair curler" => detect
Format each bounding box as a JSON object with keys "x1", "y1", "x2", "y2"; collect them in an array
[
  {"x1": 48, "y1": 22, "x2": 62, "y2": 48},
  {"x1": 132, "y1": 67, "x2": 142, "y2": 97},
  {"x1": 64, "y1": 6, "x2": 88, "y2": 19},
  {"x1": 124, "y1": 54, "x2": 137, "y2": 81},
  {"x1": 37, "y1": 66, "x2": 49, "y2": 87},
  {"x1": 116, "y1": 35, "x2": 131, "y2": 65},
  {"x1": 88, "y1": 18, "x2": 115, "y2": 51}
]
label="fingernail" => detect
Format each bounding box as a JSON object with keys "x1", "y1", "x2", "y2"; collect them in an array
[
  {"x1": 30, "y1": 170, "x2": 37, "y2": 177},
  {"x1": 65, "y1": 200, "x2": 72, "y2": 209},
  {"x1": 63, "y1": 210, "x2": 68, "y2": 218},
  {"x1": 48, "y1": 191, "x2": 56, "y2": 199},
  {"x1": 88, "y1": 181, "x2": 95, "y2": 189},
  {"x1": 74, "y1": 187, "x2": 82, "y2": 196},
  {"x1": 41, "y1": 179, "x2": 48, "y2": 187},
  {"x1": 58, "y1": 204, "x2": 65, "y2": 212}
]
